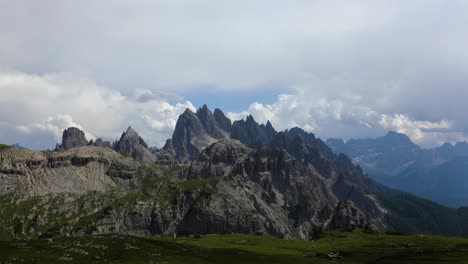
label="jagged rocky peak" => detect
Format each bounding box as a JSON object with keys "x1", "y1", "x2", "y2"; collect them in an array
[
  {"x1": 270, "y1": 131, "x2": 289, "y2": 148},
  {"x1": 92, "y1": 138, "x2": 112, "y2": 148},
  {"x1": 57, "y1": 127, "x2": 89, "y2": 150},
  {"x1": 265, "y1": 120, "x2": 276, "y2": 141},
  {"x1": 172, "y1": 108, "x2": 210, "y2": 162},
  {"x1": 113, "y1": 126, "x2": 155, "y2": 163},
  {"x1": 171, "y1": 106, "x2": 232, "y2": 163},
  {"x1": 57, "y1": 127, "x2": 113, "y2": 151},
  {"x1": 197, "y1": 139, "x2": 250, "y2": 164},
  {"x1": 161, "y1": 138, "x2": 175, "y2": 153},
  {"x1": 230, "y1": 115, "x2": 277, "y2": 148},
  {"x1": 283, "y1": 127, "x2": 336, "y2": 160},
  {"x1": 381, "y1": 130, "x2": 415, "y2": 146},
  {"x1": 213, "y1": 108, "x2": 231, "y2": 132},
  {"x1": 115, "y1": 126, "x2": 148, "y2": 149},
  {"x1": 120, "y1": 126, "x2": 148, "y2": 147},
  {"x1": 174, "y1": 108, "x2": 205, "y2": 138},
  {"x1": 285, "y1": 127, "x2": 316, "y2": 144},
  {"x1": 196, "y1": 104, "x2": 230, "y2": 139}
]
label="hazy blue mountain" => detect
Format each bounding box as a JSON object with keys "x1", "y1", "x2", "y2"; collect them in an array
[
  {"x1": 11, "y1": 143, "x2": 28, "y2": 150},
  {"x1": 327, "y1": 132, "x2": 468, "y2": 207}
]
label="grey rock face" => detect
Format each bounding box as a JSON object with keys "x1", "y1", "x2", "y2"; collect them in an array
[
  {"x1": 113, "y1": 127, "x2": 156, "y2": 163},
  {"x1": 230, "y1": 115, "x2": 277, "y2": 148},
  {"x1": 187, "y1": 139, "x2": 251, "y2": 179},
  {"x1": 57, "y1": 127, "x2": 89, "y2": 150},
  {"x1": 0, "y1": 146, "x2": 123, "y2": 196},
  {"x1": 171, "y1": 106, "x2": 231, "y2": 163},
  {"x1": 162, "y1": 139, "x2": 174, "y2": 153},
  {"x1": 185, "y1": 140, "x2": 340, "y2": 239},
  {"x1": 214, "y1": 108, "x2": 231, "y2": 132},
  {"x1": 197, "y1": 104, "x2": 230, "y2": 139},
  {"x1": 185, "y1": 140, "x2": 385, "y2": 239},
  {"x1": 326, "y1": 201, "x2": 379, "y2": 231},
  {"x1": 93, "y1": 138, "x2": 112, "y2": 148},
  {"x1": 1, "y1": 139, "x2": 467, "y2": 240},
  {"x1": 172, "y1": 109, "x2": 214, "y2": 162},
  {"x1": 271, "y1": 129, "x2": 384, "y2": 220}
]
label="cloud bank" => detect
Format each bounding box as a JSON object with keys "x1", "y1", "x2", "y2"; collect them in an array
[
  {"x1": 0, "y1": 1, "x2": 467, "y2": 148},
  {"x1": 228, "y1": 92, "x2": 467, "y2": 147},
  {"x1": 0, "y1": 71, "x2": 194, "y2": 149}
]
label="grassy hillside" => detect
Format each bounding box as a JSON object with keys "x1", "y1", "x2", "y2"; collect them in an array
[
  {"x1": 0, "y1": 230, "x2": 467, "y2": 263},
  {"x1": 0, "y1": 144, "x2": 10, "y2": 151},
  {"x1": 378, "y1": 190, "x2": 468, "y2": 237}
]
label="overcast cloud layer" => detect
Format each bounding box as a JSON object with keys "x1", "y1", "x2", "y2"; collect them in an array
[{"x1": 1, "y1": 1, "x2": 468, "y2": 149}]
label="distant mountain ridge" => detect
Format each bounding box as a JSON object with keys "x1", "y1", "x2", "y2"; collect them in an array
[
  {"x1": 1, "y1": 105, "x2": 467, "y2": 241},
  {"x1": 163, "y1": 105, "x2": 231, "y2": 163},
  {"x1": 327, "y1": 131, "x2": 468, "y2": 207}
]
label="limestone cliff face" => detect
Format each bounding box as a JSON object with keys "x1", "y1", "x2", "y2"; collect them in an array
[
  {"x1": 55, "y1": 127, "x2": 89, "y2": 150},
  {"x1": 196, "y1": 105, "x2": 230, "y2": 139},
  {"x1": 0, "y1": 140, "x2": 382, "y2": 241},
  {"x1": 214, "y1": 108, "x2": 232, "y2": 132},
  {"x1": 0, "y1": 147, "x2": 123, "y2": 196},
  {"x1": 184, "y1": 139, "x2": 380, "y2": 239},
  {"x1": 230, "y1": 115, "x2": 277, "y2": 148},
  {"x1": 113, "y1": 127, "x2": 156, "y2": 163},
  {"x1": 92, "y1": 138, "x2": 112, "y2": 148},
  {"x1": 271, "y1": 129, "x2": 385, "y2": 220},
  {"x1": 56, "y1": 127, "x2": 112, "y2": 151},
  {"x1": 171, "y1": 106, "x2": 231, "y2": 163}
]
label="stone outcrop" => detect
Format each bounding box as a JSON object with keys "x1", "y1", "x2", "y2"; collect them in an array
[
  {"x1": 56, "y1": 127, "x2": 112, "y2": 151},
  {"x1": 56, "y1": 127, "x2": 89, "y2": 150},
  {"x1": 326, "y1": 201, "x2": 379, "y2": 231},
  {"x1": 91, "y1": 138, "x2": 112, "y2": 148},
  {"x1": 230, "y1": 115, "x2": 277, "y2": 148},
  {"x1": 113, "y1": 126, "x2": 156, "y2": 163},
  {"x1": 271, "y1": 127, "x2": 385, "y2": 220},
  {"x1": 171, "y1": 106, "x2": 231, "y2": 162},
  {"x1": 214, "y1": 108, "x2": 232, "y2": 132},
  {"x1": 197, "y1": 104, "x2": 230, "y2": 139},
  {"x1": 0, "y1": 146, "x2": 123, "y2": 195},
  {"x1": 0, "y1": 140, "x2": 378, "y2": 240}
]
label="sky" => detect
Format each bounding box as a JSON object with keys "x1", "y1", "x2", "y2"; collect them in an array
[{"x1": 1, "y1": 0, "x2": 468, "y2": 150}]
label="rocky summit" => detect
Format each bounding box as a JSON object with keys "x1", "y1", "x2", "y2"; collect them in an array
[
  {"x1": 113, "y1": 126, "x2": 156, "y2": 163},
  {"x1": 56, "y1": 127, "x2": 89, "y2": 150},
  {"x1": 230, "y1": 115, "x2": 277, "y2": 148},
  {"x1": 168, "y1": 106, "x2": 231, "y2": 162},
  {"x1": 1, "y1": 105, "x2": 467, "y2": 242}
]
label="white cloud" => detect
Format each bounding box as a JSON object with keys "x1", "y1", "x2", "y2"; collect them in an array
[
  {"x1": 229, "y1": 93, "x2": 468, "y2": 147},
  {"x1": 16, "y1": 114, "x2": 95, "y2": 142},
  {"x1": 378, "y1": 114, "x2": 467, "y2": 147},
  {"x1": 0, "y1": 71, "x2": 194, "y2": 149},
  {"x1": 1, "y1": 1, "x2": 468, "y2": 148},
  {"x1": 1, "y1": 70, "x2": 466, "y2": 150}
]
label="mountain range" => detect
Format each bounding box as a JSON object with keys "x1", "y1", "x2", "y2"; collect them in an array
[
  {"x1": 327, "y1": 132, "x2": 468, "y2": 207},
  {"x1": 0, "y1": 105, "x2": 467, "y2": 241}
]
